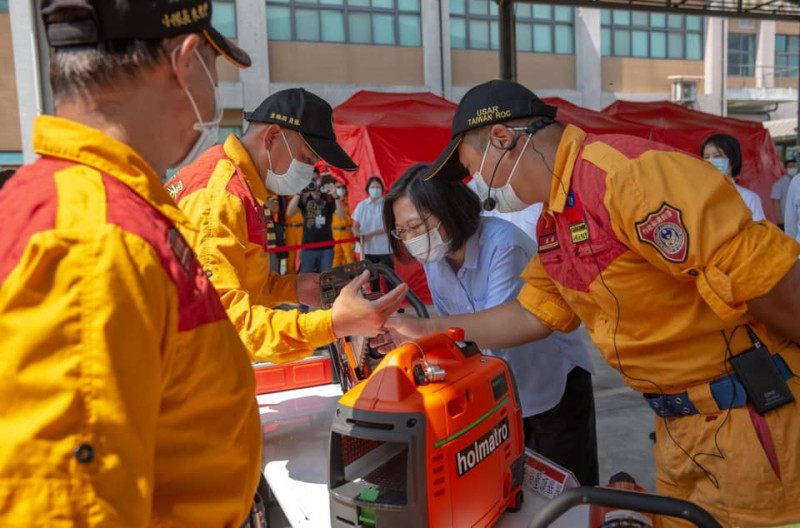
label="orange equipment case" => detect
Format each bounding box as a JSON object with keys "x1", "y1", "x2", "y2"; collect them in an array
[
  {"x1": 253, "y1": 357, "x2": 334, "y2": 395},
  {"x1": 328, "y1": 330, "x2": 525, "y2": 527}
]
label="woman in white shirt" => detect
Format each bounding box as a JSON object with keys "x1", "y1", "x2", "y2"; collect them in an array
[
  {"x1": 701, "y1": 134, "x2": 766, "y2": 221},
  {"x1": 352, "y1": 176, "x2": 393, "y2": 292}
]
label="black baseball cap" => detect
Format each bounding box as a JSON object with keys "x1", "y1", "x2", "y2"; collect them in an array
[
  {"x1": 41, "y1": 0, "x2": 251, "y2": 68},
  {"x1": 425, "y1": 80, "x2": 557, "y2": 181},
  {"x1": 245, "y1": 89, "x2": 358, "y2": 171}
]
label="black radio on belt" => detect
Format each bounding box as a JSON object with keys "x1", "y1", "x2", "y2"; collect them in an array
[{"x1": 729, "y1": 326, "x2": 794, "y2": 414}]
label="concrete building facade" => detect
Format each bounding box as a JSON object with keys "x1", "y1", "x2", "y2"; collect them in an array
[{"x1": 3, "y1": 0, "x2": 799, "y2": 165}]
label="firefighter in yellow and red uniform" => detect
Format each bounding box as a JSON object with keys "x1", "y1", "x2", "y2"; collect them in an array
[
  {"x1": 0, "y1": 1, "x2": 262, "y2": 525},
  {"x1": 284, "y1": 199, "x2": 305, "y2": 274},
  {"x1": 331, "y1": 177, "x2": 356, "y2": 267},
  {"x1": 388, "y1": 81, "x2": 800, "y2": 527},
  {"x1": 165, "y1": 88, "x2": 407, "y2": 364}
]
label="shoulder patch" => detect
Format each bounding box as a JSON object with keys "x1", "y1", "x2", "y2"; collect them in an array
[{"x1": 635, "y1": 202, "x2": 689, "y2": 263}]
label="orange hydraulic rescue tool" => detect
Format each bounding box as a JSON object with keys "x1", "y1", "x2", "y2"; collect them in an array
[{"x1": 329, "y1": 327, "x2": 526, "y2": 527}]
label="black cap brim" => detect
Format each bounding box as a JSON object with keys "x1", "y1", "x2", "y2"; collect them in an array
[
  {"x1": 424, "y1": 135, "x2": 469, "y2": 182},
  {"x1": 203, "y1": 28, "x2": 251, "y2": 69},
  {"x1": 303, "y1": 134, "x2": 358, "y2": 171}
]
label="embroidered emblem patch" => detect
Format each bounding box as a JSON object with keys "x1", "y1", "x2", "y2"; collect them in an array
[
  {"x1": 168, "y1": 228, "x2": 196, "y2": 275},
  {"x1": 569, "y1": 222, "x2": 589, "y2": 244},
  {"x1": 166, "y1": 179, "x2": 184, "y2": 200},
  {"x1": 635, "y1": 202, "x2": 689, "y2": 263},
  {"x1": 538, "y1": 232, "x2": 560, "y2": 253},
  {"x1": 566, "y1": 192, "x2": 576, "y2": 208}
]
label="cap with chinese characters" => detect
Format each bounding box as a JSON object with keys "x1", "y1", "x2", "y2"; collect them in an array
[
  {"x1": 41, "y1": 0, "x2": 251, "y2": 68},
  {"x1": 245, "y1": 89, "x2": 358, "y2": 171}
]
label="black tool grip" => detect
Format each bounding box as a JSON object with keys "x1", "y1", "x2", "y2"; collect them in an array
[{"x1": 527, "y1": 486, "x2": 721, "y2": 528}]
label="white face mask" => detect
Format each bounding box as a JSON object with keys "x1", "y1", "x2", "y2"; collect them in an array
[
  {"x1": 368, "y1": 187, "x2": 382, "y2": 199},
  {"x1": 265, "y1": 131, "x2": 316, "y2": 195},
  {"x1": 472, "y1": 135, "x2": 531, "y2": 213},
  {"x1": 169, "y1": 47, "x2": 222, "y2": 171},
  {"x1": 402, "y1": 223, "x2": 449, "y2": 264},
  {"x1": 336, "y1": 187, "x2": 347, "y2": 197},
  {"x1": 788, "y1": 167, "x2": 798, "y2": 177}
]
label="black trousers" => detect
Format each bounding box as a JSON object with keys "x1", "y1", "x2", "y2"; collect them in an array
[
  {"x1": 523, "y1": 366, "x2": 599, "y2": 486},
  {"x1": 364, "y1": 253, "x2": 394, "y2": 293}
]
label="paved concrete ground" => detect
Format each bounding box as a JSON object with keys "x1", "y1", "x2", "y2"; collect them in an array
[
  {"x1": 265, "y1": 325, "x2": 658, "y2": 526},
  {"x1": 584, "y1": 326, "x2": 657, "y2": 492}
]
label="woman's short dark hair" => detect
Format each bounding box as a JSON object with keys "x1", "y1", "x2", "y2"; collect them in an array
[
  {"x1": 365, "y1": 176, "x2": 384, "y2": 194},
  {"x1": 383, "y1": 163, "x2": 481, "y2": 263},
  {"x1": 701, "y1": 134, "x2": 743, "y2": 177}
]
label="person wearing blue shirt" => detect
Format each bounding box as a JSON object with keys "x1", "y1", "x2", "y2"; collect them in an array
[{"x1": 383, "y1": 163, "x2": 599, "y2": 485}]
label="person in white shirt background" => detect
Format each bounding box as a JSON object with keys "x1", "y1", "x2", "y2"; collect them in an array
[
  {"x1": 785, "y1": 164, "x2": 800, "y2": 242},
  {"x1": 701, "y1": 134, "x2": 766, "y2": 222},
  {"x1": 772, "y1": 156, "x2": 797, "y2": 230},
  {"x1": 352, "y1": 176, "x2": 394, "y2": 292}
]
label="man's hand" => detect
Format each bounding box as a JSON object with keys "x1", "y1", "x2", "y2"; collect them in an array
[
  {"x1": 331, "y1": 271, "x2": 408, "y2": 338},
  {"x1": 296, "y1": 273, "x2": 322, "y2": 307}
]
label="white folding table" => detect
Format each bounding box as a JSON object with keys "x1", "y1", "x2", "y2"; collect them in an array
[{"x1": 258, "y1": 384, "x2": 588, "y2": 527}]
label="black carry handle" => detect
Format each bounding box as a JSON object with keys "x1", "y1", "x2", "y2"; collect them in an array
[
  {"x1": 527, "y1": 487, "x2": 721, "y2": 528},
  {"x1": 322, "y1": 260, "x2": 429, "y2": 393},
  {"x1": 370, "y1": 263, "x2": 429, "y2": 319}
]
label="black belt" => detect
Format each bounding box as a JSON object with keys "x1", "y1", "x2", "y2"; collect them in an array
[{"x1": 644, "y1": 353, "x2": 794, "y2": 417}]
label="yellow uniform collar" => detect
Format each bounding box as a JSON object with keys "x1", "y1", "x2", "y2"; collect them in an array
[
  {"x1": 32, "y1": 115, "x2": 195, "y2": 230},
  {"x1": 547, "y1": 124, "x2": 587, "y2": 214},
  {"x1": 222, "y1": 134, "x2": 275, "y2": 204}
]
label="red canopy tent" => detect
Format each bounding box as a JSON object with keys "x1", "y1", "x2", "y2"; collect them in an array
[
  {"x1": 331, "y1": 92, "x2": 784, "y2": 302},
  {"x1": 603, "y1": 100, "x2": 784, "y2": 222},
  {"x1": 333, "y1": 91, "x2": 458, "y2": 304},
  {"x1": 543, "y1": 97, "x2": 653, "y2": 139}
]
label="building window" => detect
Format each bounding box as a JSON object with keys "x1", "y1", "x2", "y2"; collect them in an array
[
  {"x1": 728, "y1": 32, "x2": 756, "y2": 76},
  {"x1": 775, "y1": 34, "x2": 799, "y2": 78},
  {"x1": 266, "y1": 0, "x2": 422, "y2": 47},
  {"x1": 0, "y1": 0, "x2": 8, "y2": 12},
  {"x1": 600, "y1": 10, "x2": 703, "y2": 60},
  {"x1": 450, "y1": 0, "x2": 574, "y2": 54},
  {"x1": 212, "y1": 0, "x2": 237, "y2": 38}
]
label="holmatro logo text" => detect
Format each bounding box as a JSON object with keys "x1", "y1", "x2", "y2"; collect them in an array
[{"x1": 456, "y1": 417, "x2": 509, "y2": 477}]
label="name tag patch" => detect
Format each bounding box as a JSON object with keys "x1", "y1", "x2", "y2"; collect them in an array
[
  {"x1": 569, "y1": 222, "x2": 589, "y2": 244},
  {"x1": 538, "y1": 232, "x2": 560, "y2": 253},
  {"x1": 168, "y1": 228, "x2": 196, "y2": 275}
]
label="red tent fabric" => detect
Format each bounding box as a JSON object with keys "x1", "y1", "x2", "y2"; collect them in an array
[
  {"x1": 331, "y1": 92, "x2": 783, "y2": 303},
  {"x1": 603, "y1": 100, "x2": 783, "y2": 222},
  {"x1": 333, "y1": 91, "x2": 457, "y2": 305},
  {"x1": 543, "y1": 97, "x2": 652, "y2": 139}
]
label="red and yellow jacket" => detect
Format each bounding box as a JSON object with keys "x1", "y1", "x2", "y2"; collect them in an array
[
  {"x1": 0, "y1": 116, "x2": 261, "y2": 526},
  {"x1": 519, "y1": 125, "x2": 800, "y2": 391},
  {"x1": 165, "y1": 135, "x2": 336, "y2": 363}
]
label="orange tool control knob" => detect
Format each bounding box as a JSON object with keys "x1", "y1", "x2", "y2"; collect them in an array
[{"x1": 446, "y1": 327, "x2": 465, "y2": 342}]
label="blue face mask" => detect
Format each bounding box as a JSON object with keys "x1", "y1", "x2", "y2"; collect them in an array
[{"x1": 707, "y1": 157, "x2": 730, "y2": 176}]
